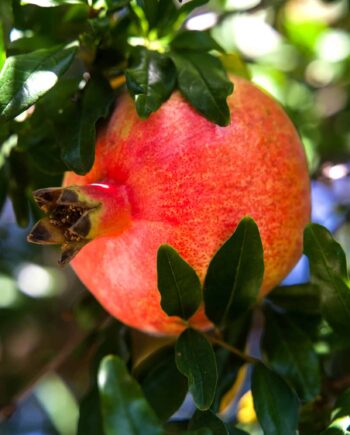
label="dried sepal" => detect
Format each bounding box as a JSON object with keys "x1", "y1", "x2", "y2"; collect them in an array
[{"x1": 28, "y1": 187, "x2": 100, "y2": 265}]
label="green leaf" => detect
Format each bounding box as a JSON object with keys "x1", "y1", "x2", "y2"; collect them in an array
[
  {"x1": 0, "y1": 23, "x2": 5, "y2": 71},
  {"x1": 21, "y1": 0, "x2": 87, "y2": 6},
  {"x1": 251, "y1": 363, "x2": 299, "y2": 435},
  {"x1": 8, "y1": 149, "x2": 30, "y2": 227},
  {"x1": 171, "y1": 51, "x2": 233, "y2": 126},
  {"x1": 189, "y1": 410, "x2": 228, "y2": 435},
  {"x1": 98, "y1": 355, "x2": 164, "y2": 435},
  {"x1": 267, "y1": 284, "x2": 321, "y2": 315},
  {"x1": 171, "y1": 30, "x2": 224, "y2": 52},
  {"x1": 156, "y1": 0, "x2": 209, "y2": 37},
  {"x1": 105, "y1": 0, "x2": 130, "y2": 10},
  {"x1": 182, "y1": 430, "x2": 213, "y2": 435},
  {"x1": 0, "y1": 0, "x2": 13, "y2": 48},
  {"x1": 304, "y1": 223, "x2": 350, "y2": 334},
  {"x1": 0, "y1": 41, "x2": 78, "y2": 121},
  {"x1": 0, "y1": 166, "x2": 8, "y2": 215},
  {"x1": 176, "y1": 0, "x2": 209, "y2": 24},
  {"x1": 136, "y1": 346, "x2": 188, "y2": 421},
  {"x1": 321, "y1": 422, "x2": 350, "y2": 435},
  {"x1": 60, "y1": 75, "x2": 114, "y2": 175},
  {"x1": 136, "y1": 0, "x2": 158, "y2": 28},
  {"x1": 262, "y1": 307, "x2": 321, "y2": 401},
  {"x1": 176, "y1": 328, "x2": 217, "y2": 410},
  {"x1": 321, "y1": 388, "x2": 350, "y2": 434},
  {"x1": 321, "y1": 388, "x2": 350, "y2": 435},
  {"x1": 227, "y1": 428, "x2": 249, "y2": 435},
  {"x1": 204, "y1": 216, "x2": 264, "y2": 327},
  {"x1": 332, "y1": 389, "x2": 350, "y2": 421},
  {"x1": 126, "y1": 47, "x2": 176, "y2": 119},
  {"x1": 157, "y1": 244, "x2": 201, "y2": 320}
]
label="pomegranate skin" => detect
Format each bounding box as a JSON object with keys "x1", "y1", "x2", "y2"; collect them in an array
[{"x1": 64, "y1": 76, "x2": 311, "y2": 335}]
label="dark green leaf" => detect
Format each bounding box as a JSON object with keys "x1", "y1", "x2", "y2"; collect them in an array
[
  {"x1": 332, "y1": 389, "x2": 350, "y2": 421},
  {"x1": 126, "y1": 47, "x2": 176, "y2": 119},
  {"x1": 157, "y1": 244, "x2": 201, "y2": 320},
  {"x1": 156, "y1": 0, "x2": 209, "y2": 37},
  {"x1": 321, "y1": 388, "x2": 350, "y2": 434},
  {"x1": 0, "y1": 166, "x2": 8, "y2": 215},
  {"x1": 98, "y1": 355, "x2": 164, "y2": 435},
  {"x1": 182, "y1": 430, "x2": 213, "y2": 435},
  {"x1": 61, "y1": 76, "x2": 114, "y2": 174},
  {"x1": 267, "y1": 284, "x2": 321, "y2": 315},
  {"x1": 189, "y1": 410, "x2": 228, "y2": 435},
  {"x1": 0, "y1": 41, "x2": 78, "y2": 121},
  {"x1": 0, "y1": 0, "x2": 13, "y2": 48},
  {"x1": 77, "y1": 386, "x2": 104, "y2": 435},
  {"x1": 251, "y1": 363, "x2": 299, "y2": 435},
  {"x1": 136, "y1": 346, "x2": 187, "y2": 421},
  {"x1": 304, "y1": 223, "x2": 350, "y2": 334},
  {"x1": 177, "y1": 0, "x2": 209, "y2": 21},
  {"x1": 136, "y1": 0, "x2": 158, "y2": 28},
  {"x1": 105, "y1": 0, "x2": 130, "y2": 10},
  {"x1": 17, "y1": 77, "x2": 80, "y2": 175},
  {"x1": 21, "y1": 0, "x2": 87, "y2": 6},
  {"x1": 8, "y1": 149, "x2": 30, "y2": 227},
  {"x1": 227, "y1": 428, "x2": 249, "y2": 435},
  {"x1": 262, "y1": 307, "x2": 321, "y2": 401},
  {"x1": 171, "y1": 31, "x2": 223, "y2": 53},
  {"x1": 0, "y1": 23, "x2": 5, "y2": 71},
  {"x1": 171, "y1": 51, "x2": 233, "y2": 126},
  {"x1": 175, "y1": 328, "x2": 217, "y2": 410},
  {"x1": 204, "y1": 216, "x2": 264, "y2": 327},
  {"x1": 321, "y1": 419, "x2": 350, "y2": 434}
]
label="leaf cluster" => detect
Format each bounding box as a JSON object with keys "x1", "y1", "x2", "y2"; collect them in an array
[
  {"x1": 0, "y1": 0, "x2": 233, "y2": 226},
  {"x1": 93, "y1": 218, "x2": 350, "y2": 435}
]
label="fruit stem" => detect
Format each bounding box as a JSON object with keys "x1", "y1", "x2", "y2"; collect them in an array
[
  {"x1": 205, "y1": 334, "x2": 259, "y2": 365},
  {"x1": 27, "y1": 183, "x2": 131, "y2": 265}
]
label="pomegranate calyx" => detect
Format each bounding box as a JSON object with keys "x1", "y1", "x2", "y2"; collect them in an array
[{"x1": 27, "y1": 187, "x2": 100, "y2": 265}]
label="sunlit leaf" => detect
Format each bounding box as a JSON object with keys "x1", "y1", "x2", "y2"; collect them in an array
[
  {"x1": 0, "y1": 41, "x2": 78, "y2": 121},
  {"x1": 21, "y1": 0, "x2": 87, "y2": 6},
  {"x1": 0, "y1": 23, "x2": 6, "y2": 71}
]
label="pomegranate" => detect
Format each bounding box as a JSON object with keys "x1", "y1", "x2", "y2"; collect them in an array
[{"x1": 28, "y1": 76, "x2": 310, "y2": 335}]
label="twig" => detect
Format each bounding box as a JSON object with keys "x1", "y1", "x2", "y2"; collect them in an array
[
  {"x1": 206, "y1": 334, "x2": 259, "y2": 365},
  {"x1": 0, "y1": 315, "x2": 113, "y2": 421}
]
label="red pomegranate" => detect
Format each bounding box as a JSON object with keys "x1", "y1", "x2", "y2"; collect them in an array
[{"x1": 28, "y1": 76, "x2": 310, "y2": 335}]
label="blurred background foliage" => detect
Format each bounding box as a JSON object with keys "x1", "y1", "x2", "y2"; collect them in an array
[{"x1": 0, "y1": 0, "x2": 350, "y2": 434}]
